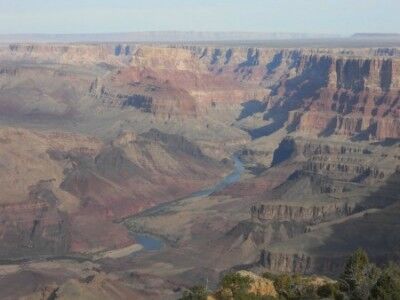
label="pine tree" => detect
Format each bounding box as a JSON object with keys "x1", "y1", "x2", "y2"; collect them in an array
[{"x1": 339, "y1": 249, "x2": 380, "y2": 299}]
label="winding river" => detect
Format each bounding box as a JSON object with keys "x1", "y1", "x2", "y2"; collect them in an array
[{"x1": 132, "y1": 155, "x2": 245, "y2": 251}]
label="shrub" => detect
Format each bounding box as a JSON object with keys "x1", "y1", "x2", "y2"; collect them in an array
[
  {"x1": 274, "y1": 274, "x2": 295, "y2": 296},
  {"x1": 273, "y1": 273, "x2": 313, "y2": 299},
  {"x1": 230, "y1": 293, "x2": 276, "y2": 300},
  {"x1": 180, "y1": 285, "x2": 208, "y2": 300},
  {"x1": 220, "y1": 273, "x2": 252, "y2": 298},
  {"x1": 370, "y1": 263, "x2": 400, "y2": 299},
  {"x1": 340, "y1": 249, "x2": 370, "y2": 291},
  {"x1": 333, "y1": 291, "x2": 345, "y2": 300},
  {"x1": 317, "y1": 283, "x2": 335, "y2": 297},
  {"x1": 339, "y1": 249, "x2": 380, "y2": 299},
  {"x1": 262, "y1": 272, "x2": 278, "y2": 282}
]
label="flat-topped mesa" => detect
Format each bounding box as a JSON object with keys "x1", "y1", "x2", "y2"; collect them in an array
[{"x1": 0, "y1": 43, "x2": 133, "y2": 65}]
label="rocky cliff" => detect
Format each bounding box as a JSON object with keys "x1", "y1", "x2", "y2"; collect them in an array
[
  {"x1": 1, "y1": 44, "x2": 399, "y2": 140},
  {"x1": 225, "y1": 136, "x2": 400, "y2": 275},
  {"x1": 117, "y1": 46, "x2": 400, "y2": 139}
]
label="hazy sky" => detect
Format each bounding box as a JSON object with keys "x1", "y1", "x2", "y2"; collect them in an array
[{"x1": 0, "y1": 0, "x2": 398, "y2": 35}]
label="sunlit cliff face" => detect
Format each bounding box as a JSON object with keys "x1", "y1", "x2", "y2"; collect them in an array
[{"x1": 2, "y1": 44, "x2": 399, "y2": 139}]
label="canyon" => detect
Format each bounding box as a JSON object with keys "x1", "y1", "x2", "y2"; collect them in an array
[{"x1": 0, "y1": 41, "x2": 398, "y2": 299}]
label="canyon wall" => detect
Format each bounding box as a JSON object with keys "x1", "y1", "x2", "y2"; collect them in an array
[
  {"x1": 0, "y1": 42, "x2": 399, "y2": 274},
  {"x1": 228, "y1": 136, "x2": 400, "y2": 275},
  {"x1": 0, "y1": 44, "x2": 399, "y2": 140}
]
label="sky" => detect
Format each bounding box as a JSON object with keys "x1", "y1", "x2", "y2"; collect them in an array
[{"x1": 0, "y1": 0, "x2": 399, "y2": 35}]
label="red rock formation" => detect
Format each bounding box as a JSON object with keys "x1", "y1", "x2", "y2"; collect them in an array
[
  {"x1": 0, "y1": 44, "x2": 398, "y2": 139},
  {"x1": 275, "y1": 55, "x2": 400, "y2": 140}
]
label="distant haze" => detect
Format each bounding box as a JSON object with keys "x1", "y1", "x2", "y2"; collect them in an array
[
  {"x1": 0, "y1": 31, "x2": 341, "y2": 43},
  {"x1": 0, "y1": 0, "x2": 399, "y2": 36},
  {"x1": 2, "y1": 32, "x2": 400, "y2": 47}
]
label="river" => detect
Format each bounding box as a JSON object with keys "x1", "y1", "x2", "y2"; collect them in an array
[{"x1": 132, "y1": 155, "x2": 245, "y2": 251}]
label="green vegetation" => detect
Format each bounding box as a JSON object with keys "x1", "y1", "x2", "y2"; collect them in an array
[
  {"x1": 336, "y1": 249, "x2": 400, "y2": 300},
  {"x1": 179, "y1": 285, "x2": 208, "y2": 300},
  {"x1": 316, "y1": 283, "x2": 337, "y2": 298},
  {"x1": 220, "y1": 273, "x2": 252, "y2": 298},
  {"x1": 180, "y1": 250, "x2": 400, "y2": 300},
  {"x1": 179, "y1": 273, "x2": 275, "y2": 300},
  {"x1": 217, "y1": 272, "x2": 273, "y2": 300},
  {"x1": 264, "y1": 273, "x2": 340, "y2": 300},
  {"x1": 370, "y1": 263, "x2": 400, "y2": 299},
  {"x1": 339, "y1": 249, "x2": 381, "y2": 299}
]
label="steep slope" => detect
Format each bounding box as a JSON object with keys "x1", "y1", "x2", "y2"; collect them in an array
[
  {"x1": 268, "y1": 55, "x2": 400, "y2": 140},
  {"x1": 225, "y1": 138, "x2": 400, "y2": 275},
  {"x1": 0, "y1": 127, "x2": 229, "y2": 258},
  {"x1": 1, "y1": 44, "x2": 399, "y2": 141}
]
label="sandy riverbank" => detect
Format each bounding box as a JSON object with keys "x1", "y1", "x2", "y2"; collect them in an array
[{"x1": 94, "y1": 244, "x2": 143, "y2": 259}]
